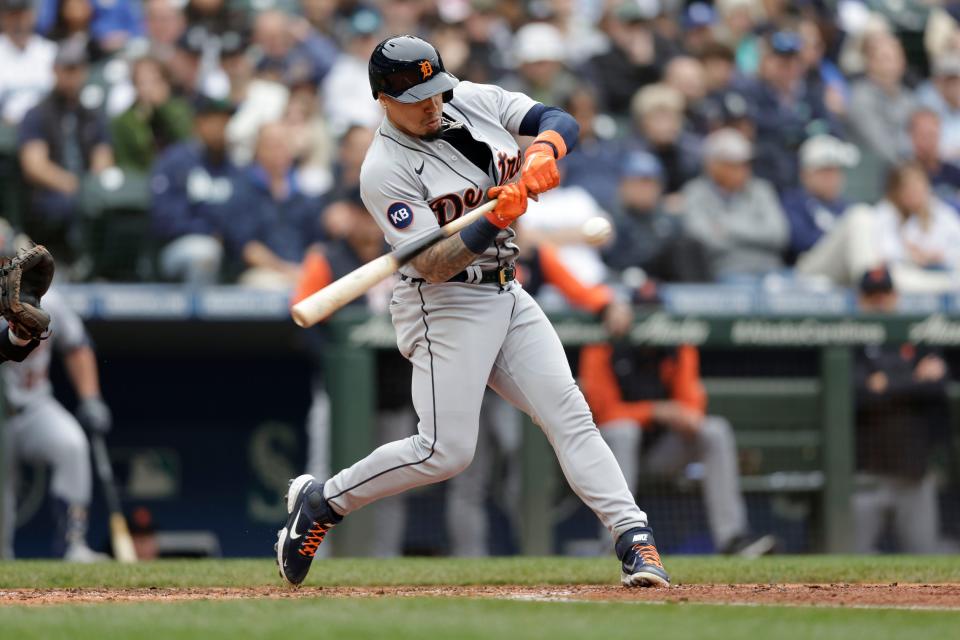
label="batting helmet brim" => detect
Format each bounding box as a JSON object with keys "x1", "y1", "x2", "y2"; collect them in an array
[{"x1": 385, "y1": 71, "x2": 459, "y2": 103}]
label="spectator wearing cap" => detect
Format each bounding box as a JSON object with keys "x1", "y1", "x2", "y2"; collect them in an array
[
  {"x1": 252, "y1": 9, "x2": 338, "y2": 91},
  {"x1": 681, "y1": 128, "x2": 788, "y2": 281},
  {"x1": 18, "y1": 34, "x2": 113, "y2": 264},
  {"x1": 628, "y1": 83, "x2": 702, "y2": 197},
  {"x1": 908, "y1": 108, "x2": 960, "y2": 211},
  {"x1": 681, "y1": 2, "x2": 717, "y2": 57},
  {"x1": 110, "y1": 56, "x2": 193, "y2": 172},
  {"x1": 603, "y1": 150, "x2": 709, "y2": 283},
  {"x1": 219, "y1": 30, "x2": 289, "y2": 167},
  {"x1": 150, "y1": 94, "x2": 240, "y2": 285},
  {"x1": 853, "y1": 266, "x2": 951, "y2": 554},
  {"x1": 37, "y1": 0, "x2": 143, "y2": 56},
  {"x1": 499, "y1": 22, "x2": 577, "y2": 107},
  {"x1": 167, "y1": 25, "x2": 206, "y2": 98},
  {"x1": 917, "y1": 52, "x2": 960, "y2": 160},
  {"x1": 227, "y1": 121, "x2": 325, "y2": 288},
  {"x1": 781, "y1": 134, "x2": 860, "y2": 264},
  {"x1": 0, "y1": 0, "x2": 56, "y2": 125},
  {"x1": 584, "y1": 1, "x2": 673, "y2": 116},
  {"x1": 321, "y1": 7, "x2": 384, "y2": 136},
  {"x1": 700, "y1": 88, "x2": 755, "y2": 139},
  {"x1": 559, "y1": 86, "x2": 624, "y2": 215},
  {"x1": 846, "y1": 33, "x2": 916, "y2": 168},
  {"x1": 741, "y1": 30, "x2": 839, "y2": 193}
]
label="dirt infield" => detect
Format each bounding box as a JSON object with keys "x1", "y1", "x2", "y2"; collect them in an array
[{"x1": 2, "y1": 584, "x2": 960, "y2": 609}]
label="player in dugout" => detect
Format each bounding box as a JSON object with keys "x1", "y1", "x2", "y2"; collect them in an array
[{"x1": 580, "y1": 315, "x2": 777, "y2": 557}]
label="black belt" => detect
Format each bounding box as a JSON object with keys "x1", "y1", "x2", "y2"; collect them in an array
[
  {"x1": 448, "y1": 265, "x2": 516, "y2": 285},
  {"x1": 401, "y1": 265, "x2": 516, "y2": 285}
]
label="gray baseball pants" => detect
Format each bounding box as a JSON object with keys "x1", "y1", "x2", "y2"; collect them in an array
[
  {"x1": 600, "y1": 416, "x2": 747, "y2": 550},
  {"x1": 322, "y1": 280, "x2": 648, "y2": 541},
  {"x1": 852, "y1": 472, "x2": 941, "y2": 554},
  {"x1": 3, "y1": 397, "x2": 92, "y2": 557}
]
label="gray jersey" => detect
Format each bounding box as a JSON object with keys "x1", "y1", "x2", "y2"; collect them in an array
[
  {"x1": 1, "y1": 289, "x2": 89, "y2": 410},
  {"x1": 359, "y1": 81, "x2": 537, "y2": 278}
]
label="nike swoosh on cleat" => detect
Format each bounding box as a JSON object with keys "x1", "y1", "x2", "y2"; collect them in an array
[
  {"x1": 415, "y1": 161, "x2": 425, "y2": 175},
  {"x1": 289, "y1": 508, "x2": 304, "y2": 540}
]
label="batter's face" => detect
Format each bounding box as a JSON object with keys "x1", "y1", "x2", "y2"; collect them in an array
[{"x1": 380, "y1": 93, "x2": 444, "y2": 139}]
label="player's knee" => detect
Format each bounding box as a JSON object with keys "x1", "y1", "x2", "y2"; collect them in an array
[{"x1": 430, "y1": 437, "x2": 477, "y2": 479}]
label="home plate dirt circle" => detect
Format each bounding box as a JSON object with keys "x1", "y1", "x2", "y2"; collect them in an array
[{"x1": 2, "y1": 584, "x2": 960, "y2": 609}]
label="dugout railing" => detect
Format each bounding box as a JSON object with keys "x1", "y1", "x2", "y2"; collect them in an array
[
  {"x1": 323, "y1": 306, "x2": 960, "y2": 555},
  {"x1": 3, "y1": 284, "x2": 960, "y2": 557}
]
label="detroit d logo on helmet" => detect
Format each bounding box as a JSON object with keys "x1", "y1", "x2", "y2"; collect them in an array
[
  {"x1": 387, "y1": 202, "x2": 414, "y2": 229},
  {"x1": 419, "y1": 60, "x2": 433, "y2": 79}
]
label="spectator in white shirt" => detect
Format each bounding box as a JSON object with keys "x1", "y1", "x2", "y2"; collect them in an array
[
  {"x1": 874, "y1": 163, "x2": 960, "y2": 282},
  {"x1": 798, "y1": 162, "x2": 960, "y2": 293},
  {"x1": 0, "y1": 0, "x2": 56, "y2": 125}
]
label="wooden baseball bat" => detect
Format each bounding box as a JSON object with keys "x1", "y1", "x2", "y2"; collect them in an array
[
  {"x1": 292, "y1": 198, "x2": 499, "y2": 328},
  {"x1": 91, "y1": 434, "x2": 138, "y2": 563}
]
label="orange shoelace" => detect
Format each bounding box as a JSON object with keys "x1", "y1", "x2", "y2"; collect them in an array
[
  {"x1": 633, "y1": 544, "x2": 663, "y2": 568},
  {"x1": 298, "y1": 522, "x2": 330, "y2": 557}
]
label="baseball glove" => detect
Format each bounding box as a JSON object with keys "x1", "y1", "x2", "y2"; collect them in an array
[{"x1": 0, "y1": 244, "x2": 55, "y2": 341}]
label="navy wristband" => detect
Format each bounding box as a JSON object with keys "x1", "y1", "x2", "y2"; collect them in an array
[{"x1": 460, "y1": 217, "x2": 501, "y2": 254}]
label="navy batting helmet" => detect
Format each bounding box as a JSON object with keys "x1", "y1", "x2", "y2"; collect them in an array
[{"x1": 369, "y1": 35, "x2": 459, "y2": 103}]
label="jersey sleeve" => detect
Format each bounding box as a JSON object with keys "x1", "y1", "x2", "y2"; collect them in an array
[
  {"x1": 466, "y1": 82, "x2": 539, "y2": 135},
  {"x1": 45, "y1": 290, "x2": 90, "y2": 353},
  {"x1": 360, "y1": 154, "x2": 439, "y2": 251}
]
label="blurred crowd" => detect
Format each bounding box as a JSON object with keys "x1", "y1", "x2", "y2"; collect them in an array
[{"x1": 2, "y1": 0, "x2": 960, "y2": 294}]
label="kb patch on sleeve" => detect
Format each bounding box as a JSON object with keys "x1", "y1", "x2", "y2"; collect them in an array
[{"x1": 387, "y1": 202, "x2": 414, "y2": 230}]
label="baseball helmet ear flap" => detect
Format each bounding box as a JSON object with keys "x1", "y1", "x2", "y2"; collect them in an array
[{"x1": 369, "y1": 35, "x2": 459, "y2": 103}]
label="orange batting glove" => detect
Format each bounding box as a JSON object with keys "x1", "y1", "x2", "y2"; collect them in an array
[
  {"x1": 486, "y1": 182, "x2": 529, "y2": 228},
  {"x1": 521, "y1": 130, "x2": 567, "y2": 195}
]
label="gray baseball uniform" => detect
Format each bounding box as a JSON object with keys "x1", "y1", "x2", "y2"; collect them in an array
[
  {"x1": 2, "y1": 289, "x2": 93, "y2": 557},
  {"x1": 321, "y1": 81, "x2": 648, "y2": 540}
]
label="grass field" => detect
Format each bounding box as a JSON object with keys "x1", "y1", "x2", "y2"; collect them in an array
[{"x1": 1, "y1": 556, "x2": 959, "y2": 639}]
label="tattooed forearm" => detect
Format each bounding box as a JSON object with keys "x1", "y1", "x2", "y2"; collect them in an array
[{"x1": 411, "y1": 234, "x2": 480, "y2": 282}]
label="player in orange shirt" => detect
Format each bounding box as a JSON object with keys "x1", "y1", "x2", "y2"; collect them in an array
[{"x1": 580, "y1": 339, "x2": 777, "y2": 556}]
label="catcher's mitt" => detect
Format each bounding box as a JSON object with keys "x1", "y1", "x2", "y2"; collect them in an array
[{"x1": 0, "y1": 244, "x2": 55, "y2": 341}]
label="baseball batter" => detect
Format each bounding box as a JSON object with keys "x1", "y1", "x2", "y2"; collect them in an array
[{"x1": 276, "y1": 35, "x2": 669, "y2": 588}]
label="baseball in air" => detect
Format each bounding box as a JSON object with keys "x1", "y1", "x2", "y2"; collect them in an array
[{"x1": 581, "y1": 217, "x2": 613, "y2": 245}]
